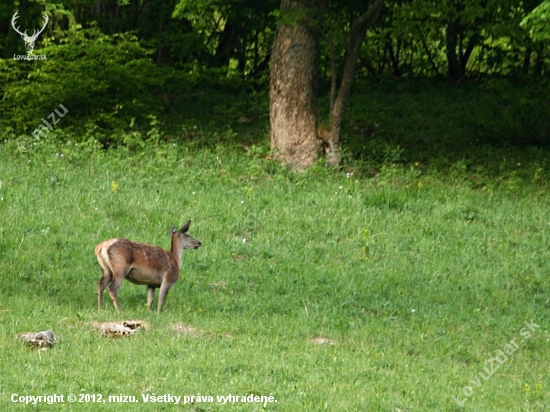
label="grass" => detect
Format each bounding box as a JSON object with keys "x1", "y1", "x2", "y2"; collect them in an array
[{"x1": 0, "y1": 80, "x2": 549, "y2": 411}]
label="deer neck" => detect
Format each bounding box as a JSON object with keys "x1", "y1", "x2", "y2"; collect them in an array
[{"x1": 171, "y1": 236, "x2": 185, "y2": 269}]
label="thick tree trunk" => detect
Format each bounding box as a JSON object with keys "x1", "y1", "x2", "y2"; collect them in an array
[{"x1": 269, "y1": 0, "x2": 321, "y2": 169}]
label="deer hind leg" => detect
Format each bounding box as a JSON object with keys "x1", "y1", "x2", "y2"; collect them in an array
[
  {"x1": 109, "y1": 276, "x2": 125, "y2": 313},
  {"x1": 107, "y1": 268, "x2": 129, "y2": 313},
  {"x1": 97, "y1": 263, "x2": 113, "y2": 310},
  {"x1": 147, "y1": 286, "x2": 156, "y2": 310}
]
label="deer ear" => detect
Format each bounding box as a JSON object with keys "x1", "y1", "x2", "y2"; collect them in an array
[
  {"x1": 170, "y1": 223, "x2": 176, "y2": 234},
  {"x1": 179, "y1": 220, "x2": 192, "y2": 233}
]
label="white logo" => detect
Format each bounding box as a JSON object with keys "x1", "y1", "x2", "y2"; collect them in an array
[{"x1": 11, "y1": 10, "x2": 48, "y2": 55}]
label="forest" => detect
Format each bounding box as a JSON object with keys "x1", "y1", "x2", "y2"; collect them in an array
[{"x1": 0, "y1": 0, "x2": 548, "y2": 161}]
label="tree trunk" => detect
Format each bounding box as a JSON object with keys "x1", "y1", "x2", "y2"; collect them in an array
[
  {"x1": 446, "y1": 21, "x2": 464, "y2": 79},
  {"x1": 522, "y1": 48, "x2": 532, "y2": 75},
  {"x1": 416, "y1": 27, "x2": 440, "y2": 76},
  {"x1": 156, "y1": 0, "x2": 165, "y2": 67},
  {"x1": 534, "y1": 44, "x2": 544, "y2": 77},
  {"x1": 214, "y1": 21, "x2": 236, "y2": 67},
  {"x1": 269, "y1": 0, "x2": 321, "y2": 169},
  {"x1": 446, "y1": 21, "x2": 478, "y2": 79},
  {"x1": 328, "y1": 29, "x2": 338, "y2": 112},
  {"x1": 325, "y1": 0, "x2": 383, "y2": 167}
]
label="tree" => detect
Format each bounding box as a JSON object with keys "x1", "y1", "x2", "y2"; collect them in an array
[
  {"x1": 269, "y1": 0, "x2": 321, "y2": 168},
  {"x1": 323, "y1": 0, "x2": 384, "y2": 166},
  {"x1": 521, "y1": 1, "x2": 550, "y2": 42},
  {"x1": 269, "y1": 0, "x2": 384, "y2": 168}
]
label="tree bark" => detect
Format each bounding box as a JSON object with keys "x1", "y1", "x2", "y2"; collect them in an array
[
  {"x1": 269, "y1": 0, "x2": 321, "y2": 169},
  {"x1": 325, "y1": 0, "x2": 383, "y2": 167},
  {"x1": 156, "y1": 0, "x2": 165, "y2": 67},
  {"x1": 446, "y1": 21, "x2": 478, "y2": 79},
  {"x1": 446, "y1": 21, "x2": 464, "y2": 79},
  {"x1": 328, "y1": 29, "x2": 338, "y2": 112}
]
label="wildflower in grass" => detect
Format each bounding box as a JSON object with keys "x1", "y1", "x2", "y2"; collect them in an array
[{"x1": 111, "y1": 181, "x2": 119, "y2": 192}]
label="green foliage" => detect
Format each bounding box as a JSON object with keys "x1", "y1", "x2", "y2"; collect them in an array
[
  {"x1": 0, "y1": 25, "x2": 158, "y2": 131},
  {"x1": 336, "y1": 78, "x2": 550, "y2": 175},
  {"x1": 521, "y1": 1, "x2": 550, "y2": 41},
  {"x1": 173, "y1": 0, "x2": 277, "y2": 75},
  {"x1": 353, "y1": 0, "x2": 546, "y2": 78},
  {"x1": 0, "y1": 22, "x2": 256, "y2": 147}
]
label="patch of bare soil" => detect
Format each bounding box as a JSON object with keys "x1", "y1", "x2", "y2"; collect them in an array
[
  {"x1": 171, "y1": 323, "x2": 233, "y2": 338},
  {"x1": 171, "y1": 323, "x2": 204, "y2": 337},
  {"x1": 309, "y1": 337, "x2": 336, "y2": 345}
]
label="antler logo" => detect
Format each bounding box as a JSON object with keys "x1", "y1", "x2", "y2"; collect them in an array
[{"x1": 11, "y1": 10, "x2": 49, "y2": 55}]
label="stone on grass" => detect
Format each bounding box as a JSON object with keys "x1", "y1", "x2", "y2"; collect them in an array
[
  {"x1": 90, "y1": 320, "x2": 149, "y2": 338},
  {"x1": 17, "y1": 330, "x2": 56, "y2": 348}
]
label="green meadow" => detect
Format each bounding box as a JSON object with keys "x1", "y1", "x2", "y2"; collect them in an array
[{"x1": 0, "y1": 81, "x2": 549, "y2": 411}]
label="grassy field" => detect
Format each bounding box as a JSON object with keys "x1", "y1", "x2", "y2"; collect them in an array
[{"x1": 0, "y1": 80, "x2": 549, "y2": 411}]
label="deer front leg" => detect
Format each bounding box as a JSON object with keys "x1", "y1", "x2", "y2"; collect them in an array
[
  {"x1": 157, "y1": 282, "x2": 173, "y2": 313},
  {"x1": 147, "y1": 286, "x2": 155, "y2": 310}
]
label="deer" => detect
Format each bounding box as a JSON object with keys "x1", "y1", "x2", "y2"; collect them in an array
[
  {"x1": 11, "y1": 10, "x2": 49, "y2": 55},
  {"x1": 95, "y1": 221, "x2": 202, "y2": 313}
]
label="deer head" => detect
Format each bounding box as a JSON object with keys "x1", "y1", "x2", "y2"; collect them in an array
[{"x1": 11, "y1": 10, "x2": 49, "y2": 55}]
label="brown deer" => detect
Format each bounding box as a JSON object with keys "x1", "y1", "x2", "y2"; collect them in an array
[{"x1": 95, "y1": 221, "x2": 201, "y2": 313}]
